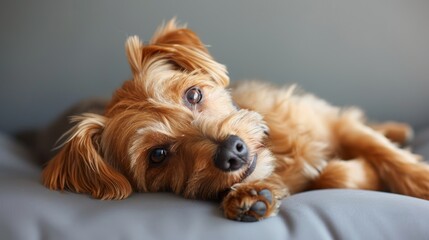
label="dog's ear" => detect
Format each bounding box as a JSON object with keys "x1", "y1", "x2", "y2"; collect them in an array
[
  {"x1": 150, "y1": 18, "x2": 209, "y2": 53},
  {"x1": 125, "y1": 35, "x2": 144, "y2": 76},
  {"x1": 42, "y1": 113, "x2": 132, "y2": 200},
  {"x1": 125, "y1": 19, "x2": 230, "y2": 87}
]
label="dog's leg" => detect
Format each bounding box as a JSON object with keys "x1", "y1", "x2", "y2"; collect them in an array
[
  {"x1": 221, "y1": 179, "x2": 288, "y2": 222},
  {"x1": 370, "y1": 122, "x2": 414, "y2": 147},
  {"x1": 335, "y1": 111, "x2": 429, "y2": 199},
  {"x1": 308, "y1": 159, "x2": 383, "y2": 191}
]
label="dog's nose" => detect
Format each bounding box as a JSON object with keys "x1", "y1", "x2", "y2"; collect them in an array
[{"x1": 214, "y1": 135, "x2": 249, "y2": 171}]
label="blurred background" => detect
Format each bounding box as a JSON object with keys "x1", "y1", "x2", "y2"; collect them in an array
[{"x1": 1, "y1": 0, "x2": 429, "y2": 134}]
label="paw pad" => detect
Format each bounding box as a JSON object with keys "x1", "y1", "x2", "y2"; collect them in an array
[
  {"x1": 258, "y1": 189, "x2": 272, "y2": 204},
  {"x1": 235, "y1": 189, "x2": 273, "y2": 222},
  {"x1": 250, "y1": 201, "x2": 267, "y2": 216}
]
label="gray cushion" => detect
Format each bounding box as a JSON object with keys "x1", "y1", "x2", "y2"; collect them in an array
[{"x1": 1, "y1": 132, "x2": 429, "y2": 240}]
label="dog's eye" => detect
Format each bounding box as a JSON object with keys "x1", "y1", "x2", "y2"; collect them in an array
[
  {"x1": 149, "y1": 148, "x2": 168, "y2": 164},
  {"x1": 185, "y1": 87, "x2": 203, "y2": 105}
]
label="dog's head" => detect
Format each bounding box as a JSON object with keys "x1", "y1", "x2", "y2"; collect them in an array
[{"x1": 42, "y1": 20, "x2": 275, "y2": 200}]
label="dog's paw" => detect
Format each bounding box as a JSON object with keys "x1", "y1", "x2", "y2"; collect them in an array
[
  {"x1": 221, "y1": 183, "x2": 282, "y2": 222},
  {"x1": 399, "y1": 159, "x2": 429, "y2": 200},
  {"x1": 373, "y1": 122, "x2": 414, "y2": 147}
]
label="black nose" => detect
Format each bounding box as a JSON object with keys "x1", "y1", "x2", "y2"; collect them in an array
[{"x1": 214, "y1": 135, "x2": 249, "y2": 171}]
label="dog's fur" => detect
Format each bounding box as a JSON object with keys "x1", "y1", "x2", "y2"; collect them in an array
[{"x1": 42, "y1": 20, "x2": 429, "y2": 221}]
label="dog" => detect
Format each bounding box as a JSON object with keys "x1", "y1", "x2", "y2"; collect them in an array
[{"x1": 42, "y1": 19, "x2": 429, "y2": 222}]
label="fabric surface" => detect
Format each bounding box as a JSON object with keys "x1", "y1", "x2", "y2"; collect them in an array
[{"x1": 1, "y1": 132, "x2": 429, "y2": 240}]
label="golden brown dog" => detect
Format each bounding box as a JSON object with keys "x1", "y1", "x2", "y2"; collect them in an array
[{"x1": 42, "y1": 19, "x2": 429, "y2": 222}]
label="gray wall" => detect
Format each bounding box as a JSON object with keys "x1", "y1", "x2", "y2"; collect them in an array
[{"x1": 1, "y1": 0, "x2": 429, "y2": 133}]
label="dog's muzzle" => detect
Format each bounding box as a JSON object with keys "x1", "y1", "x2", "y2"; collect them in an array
[{"x1": 214, "y1": 135, "x2": 251, "y2": 172}]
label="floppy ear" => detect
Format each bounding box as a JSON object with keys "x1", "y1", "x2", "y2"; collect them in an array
[
  {"x1": 125, "y1": 19, "x2": 230, "y2": 87},
  {"x1": 42, "y1": 113, "x2": 132, "y2": 200}
]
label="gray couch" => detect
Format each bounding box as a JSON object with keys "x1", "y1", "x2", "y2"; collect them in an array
[{"x1": 1, "y1": 131, "x2": 429, "y2": 239}]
